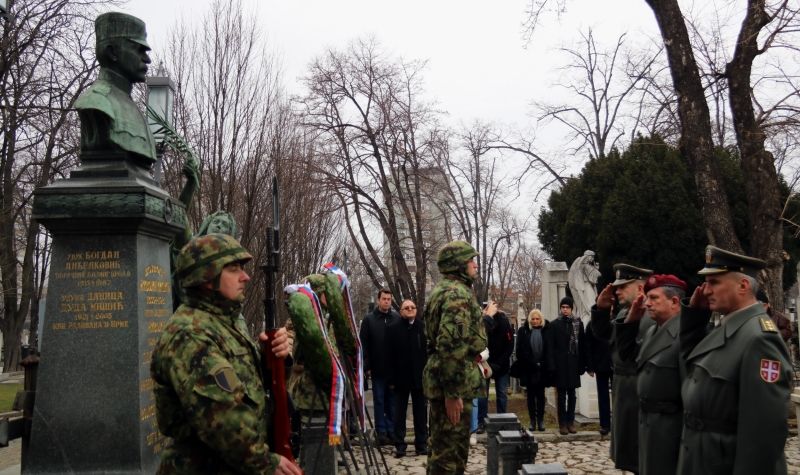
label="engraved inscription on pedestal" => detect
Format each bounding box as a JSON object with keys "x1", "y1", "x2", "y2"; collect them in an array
[
  {"x1": 25, "y1": 234, "x2": 176, "y2": 474},
  {"x1": 140, "y1": 262, "x2": 170, "y2": 456},
  {"x1": 51, "y1": 250, "x2": 130, "y2": 332}
]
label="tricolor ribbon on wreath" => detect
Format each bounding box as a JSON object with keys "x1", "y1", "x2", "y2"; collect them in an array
[
  {"x1": 322, "y1": 262, "x2": 366, "y2": 428},
  {"x1": 284, "y1": 283, "x2": 346, "y2": 445}
]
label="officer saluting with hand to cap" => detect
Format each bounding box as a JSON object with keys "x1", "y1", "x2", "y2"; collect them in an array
[
  {"x1": 679, "y1": 245, "x2": 791, "y2": 475},
  {"x1": 591, "y1": 263, "x2": 653, "y2": 473}
]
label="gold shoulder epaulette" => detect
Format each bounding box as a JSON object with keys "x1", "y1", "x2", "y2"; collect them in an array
[{"x1": 759, "y1": 317, "x2": 777, "y2": 333}]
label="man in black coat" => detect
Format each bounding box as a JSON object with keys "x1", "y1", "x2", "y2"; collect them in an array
[
  {"x1": 477, "y1": 304, "x2": 514, "y2": 429},
  {"x1": 386, "y1": 299, "x2": 428, "y2": 457},
  {"x1": 585, "y1": 320, "x2": 612, "y2": 435},
  {"x1": 546, "y1": 296, "x2": 588, "y2": 435},
  {"x1": 360, "y1": 288, "x2": 401, "y2": 444}
]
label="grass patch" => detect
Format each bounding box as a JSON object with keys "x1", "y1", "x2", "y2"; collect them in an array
[{"x1": 0, "y1": 384, "x2": 22, "y2": 412}]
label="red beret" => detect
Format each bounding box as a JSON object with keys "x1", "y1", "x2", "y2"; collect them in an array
[{"x1": 644, "y1": 274, "x2": 687, "y2": 293}]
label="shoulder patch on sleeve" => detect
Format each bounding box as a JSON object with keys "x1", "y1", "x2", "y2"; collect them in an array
[
  {"x1": 760, "y1": 359, "x2": 781, "y2": 383},
  {"x1": 212, "y1": 367, "x2": 237, "y2": 393},
  {"x1": 759, "y1": 317, "x2": 777, "y2": 333}
]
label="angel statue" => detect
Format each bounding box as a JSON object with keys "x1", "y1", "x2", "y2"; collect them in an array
[{"x1": 567, "y1": 250, "x2": 601, "y2": 321}]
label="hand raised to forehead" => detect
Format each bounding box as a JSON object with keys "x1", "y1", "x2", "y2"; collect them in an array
[
  {"x1": 596, "y1": 284, "x2": 614, "y2": 310},
  {"x1": 625, "y1": 294, "x2": 646, "y2": 323},
  {"x1": 688, "y1": 283, "x2": 709, "y2": 309}
]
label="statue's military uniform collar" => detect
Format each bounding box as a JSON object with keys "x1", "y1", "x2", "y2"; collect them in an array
[{"x1": 97, "y1": 68, "x2": 134, "y2": 95}]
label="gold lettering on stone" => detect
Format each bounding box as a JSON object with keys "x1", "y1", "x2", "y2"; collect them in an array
[
  {"x1": 139, "y1": 280, "x2": 170, "y2": 293},
  {"x1": 140, "y1": 404, "x2": 155, "y2": 421}
]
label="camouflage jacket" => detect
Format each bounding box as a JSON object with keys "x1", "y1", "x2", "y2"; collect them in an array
[
  {"x1": 150, "y1": 293, "x2": 280, "y2": 474},
  {"x1": 423, "y1": 275, "x2": 486, "y2": 400}
]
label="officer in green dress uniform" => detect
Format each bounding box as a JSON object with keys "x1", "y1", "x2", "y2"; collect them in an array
[
  {"x1": 590, "y1": 263, "x2": 654, "y2": 473},
  {"x1": 679, "y1": 245, "x2": 791, "y2": 475},
  {"x1": 617, "y1": 274, "x2": 687, "y2": 475}
]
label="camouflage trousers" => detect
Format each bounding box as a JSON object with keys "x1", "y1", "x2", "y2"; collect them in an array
[{"x1": 427, "y1": 398, "x2": 472, "y2": 475}]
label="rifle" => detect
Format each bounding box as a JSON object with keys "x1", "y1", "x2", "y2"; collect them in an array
[{"x1": 262, "y1": 176, "x2": 295, "y2": 462}]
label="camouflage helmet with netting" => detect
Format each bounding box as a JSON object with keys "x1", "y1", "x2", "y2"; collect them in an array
[
  {"x1": 176, "y1": 233, "x2": 253, "y2": 288},
  {"x1": 437, "y1": 240, "x2": 478, "y2": 275}
]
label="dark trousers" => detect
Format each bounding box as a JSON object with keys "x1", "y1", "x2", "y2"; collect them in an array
[
  {"x1": 595, "y1": 371, "x2": 612, "y2": 430},
  {"x1": 478, "y1": 373, "x2": 510, "y2": 424},
  {"x1": 371, "y1": 376, "x2": 394, "y2": 434},
  {"x1": 556, "y1": 387, "x2": 576, "y2": 425},
  {"x1": 392, "y1": 386, "x2": 428, "y2": 450},
  {"x1": 526, "y1": 382, "x2": 546, "y2": 428}
]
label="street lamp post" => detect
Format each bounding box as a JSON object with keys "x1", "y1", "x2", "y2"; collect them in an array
[{"x1": 145, "y1": 74, "x2": 176, "y2": 184}]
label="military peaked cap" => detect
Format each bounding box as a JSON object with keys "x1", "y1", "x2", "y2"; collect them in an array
[
  {"x1": 697, "y1": 245, "x2": 765, "y2": 278},
  {"x1": 95, "y1": 12, "x2": 150, "y2": 49},
  {"x1": 611, "y1": 263, "x2": 653, "y2": 287}
]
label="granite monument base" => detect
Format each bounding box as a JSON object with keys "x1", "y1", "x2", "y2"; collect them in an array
[{"x1": 24, "y1": 158, "x2": 184, "y2": 474}]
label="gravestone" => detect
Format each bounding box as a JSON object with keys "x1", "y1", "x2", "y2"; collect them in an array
[
  {"x1": 24, "y1": 12, "x2": 185, "y2": 474},
  {"x1": 541, "y1": 262, "x2": 568, "y2": 322}
]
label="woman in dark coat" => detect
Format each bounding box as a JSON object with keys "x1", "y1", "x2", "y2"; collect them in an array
[{"x1": 515, "y1": 309, "x2": 549, "y2": 431}]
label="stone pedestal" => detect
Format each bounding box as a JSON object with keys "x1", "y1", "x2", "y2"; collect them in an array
[
  {"x1": 486, "y1": 413, "x2": 521, "y2": 475},
  {"x1": 24, "y1": 157, "x2": 184, "y2": 474},
  {"x1": 519, "y1": 462, "x2": 567, "y2": 474},
  {"x1": 497, "y1": 430, "x2": 537, "y2": 475},
  {"x1": 541, "y1": 262, "x2": 568, "y2": 323},
  {"x1": 301, "y1": 416, "x2": 335, "y2": 475}
]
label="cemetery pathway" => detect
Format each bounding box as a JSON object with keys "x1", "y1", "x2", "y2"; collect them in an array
[{"x1": 0, "y1": 434, "x2": 796, "y2": 473}]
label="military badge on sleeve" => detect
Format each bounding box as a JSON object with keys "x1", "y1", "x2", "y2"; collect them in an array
[
  {"x1": 760, "y1": 359, "x2": 781, "y2": 383},
  {"x1": 213, "y1": 367, "x2": 238, "y2": 393}
]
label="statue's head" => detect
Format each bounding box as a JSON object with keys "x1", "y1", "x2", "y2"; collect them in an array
[
  {"x1": 95, "y1": 12, "x2": 151, "y2": 83},
  {"x1": 198, "y1": 211, "x2": 239, "y2": 238}
]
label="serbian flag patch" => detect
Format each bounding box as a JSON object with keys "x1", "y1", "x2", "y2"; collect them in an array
[{"x1": 760, "y1": 359, "x2": 781, "y2": 383}]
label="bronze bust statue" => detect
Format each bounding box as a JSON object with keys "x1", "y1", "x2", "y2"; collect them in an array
[{"x1": 74, "y1": 12, "x2": 157, "y2": 167}]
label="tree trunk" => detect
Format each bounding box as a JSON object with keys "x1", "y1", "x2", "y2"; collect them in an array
[
  {"x1": 726, "y1": 0, "x2": 785, "y2": 309},
  {"x1": 644, "y1": 0, "x2": 743, "y2": 252}
]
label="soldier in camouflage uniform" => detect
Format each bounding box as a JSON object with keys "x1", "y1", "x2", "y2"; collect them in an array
[
  {"x1": 423, "y1": 240, "x2": 487, "y2": 475},
  {"x1": 151, "y1": 233, "x2": 301, "y2": 475}
]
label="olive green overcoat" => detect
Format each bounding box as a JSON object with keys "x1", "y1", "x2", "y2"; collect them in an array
[{"x1": 679, "y1": 303, "x2": 791, "y2": 475}]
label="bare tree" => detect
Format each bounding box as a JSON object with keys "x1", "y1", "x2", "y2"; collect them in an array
[
  {"x1": 299, "y1": 39, "x2": 442, "y2": 309},
  {"x1": 723, "y1": 0, "x2": 799, "y2": 310},
  {"x1": 526, "y1": 0, "x2": 800, "y2": 308},
  {"x1": 157, "y1": 0, "x2": 337, "y2": 332},
  {"x1": 428, "y1": 121, "x2": 525, "y2": 302},
  {"x1": 534, "y1": 29, "x2": 656, "y2": 159},
  {"x1": 0, "y1": 0, "x2": 112, "y2": 370},
  {"x1": 511, "y1": 243, "x2": 547, "y2": 315}
]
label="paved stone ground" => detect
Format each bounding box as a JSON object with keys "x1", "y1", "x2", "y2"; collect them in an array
[
  {"x1": 347, "y1": 434, "x2": 800, "y2": 474},
  {"x1": 0, "y1": 434, "x2": 797, "y2": 473}
]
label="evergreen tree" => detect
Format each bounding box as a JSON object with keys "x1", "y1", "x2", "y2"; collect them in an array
[{"x1": 538, "y1": 135, "x2": 798, "y2": 290}]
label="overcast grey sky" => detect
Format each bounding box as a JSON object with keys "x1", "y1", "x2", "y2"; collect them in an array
[{"x1": 121, "y1": 0, "x2": 655, "y2": 136}]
